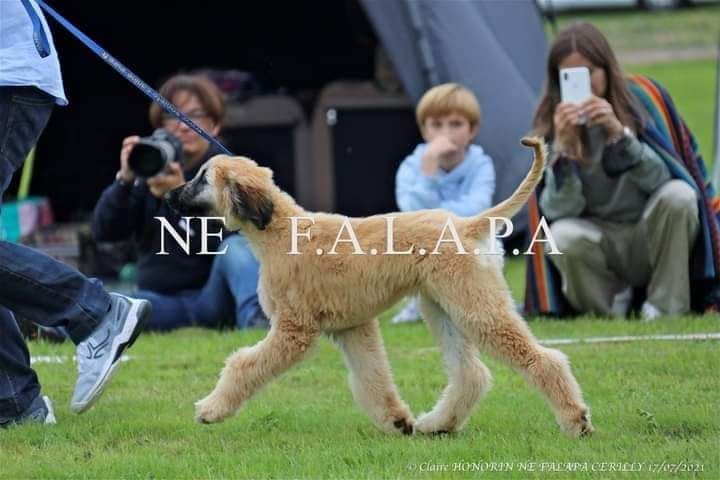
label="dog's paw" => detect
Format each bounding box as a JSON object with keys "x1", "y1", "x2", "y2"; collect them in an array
[
  {"x1": 559, "y1": 407, "x2": 595, "y2": 438},
  {"x1": 414, "y1": 411, "x2": 460, "y2": 435},
  {"x1": 195, "y1": 394, "x2": 233, "y2": 424}
]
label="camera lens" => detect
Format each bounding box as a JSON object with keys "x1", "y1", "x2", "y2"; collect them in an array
[
  {"x1": 563, "y1": 73, "x2": 568, "y2": 80},
  {"x1": 127, "y1": 129, "x2": 183, "y2": 178},
  {"x1": 128, "y1": 144, "x2": 167, "y2": 177}
]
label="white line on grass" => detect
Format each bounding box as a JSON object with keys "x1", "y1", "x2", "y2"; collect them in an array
[
  {"x1": 30, "y1": 333, "x2": 720, "y2": 363},
  {"x1": 415, "y1": 332, "x2": 720, "y2": 354},
  {"x1": 540, "y1": 332, "x2": 720, "y2": 346},
  {"x1": 31, "y1": 355, "x2": 132, "y2": 364}
]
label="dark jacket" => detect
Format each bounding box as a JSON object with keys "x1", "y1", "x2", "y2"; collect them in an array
[{"x1": 92, "y1": 143, "x2": 226, "y2": 294}]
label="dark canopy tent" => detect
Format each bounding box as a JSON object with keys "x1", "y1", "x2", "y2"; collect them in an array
[{"x1": 25, "y1": 0, "x2": 547, "y2": 235}]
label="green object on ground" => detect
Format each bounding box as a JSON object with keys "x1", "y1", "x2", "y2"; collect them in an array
[
  {"x1": 18, "y1": 147, "x2": 35, "y2": 201},
  {"x1": 119, "y1": 263, "x2": 137, "y2": 283}
]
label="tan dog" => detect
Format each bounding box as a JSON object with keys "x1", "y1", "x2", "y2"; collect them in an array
[{"x1": 166, "y1": 137, "x2": 593, "y2": 437}]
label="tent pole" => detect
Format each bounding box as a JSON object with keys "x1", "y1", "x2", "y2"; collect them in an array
[{"x1": 405, "y1": 0, "x2": 440, "y2": 86}]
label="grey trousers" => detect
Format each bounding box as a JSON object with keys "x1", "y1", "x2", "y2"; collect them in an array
[{"x1": 547, "y1": 180, "x2": 699, "y2": 316}]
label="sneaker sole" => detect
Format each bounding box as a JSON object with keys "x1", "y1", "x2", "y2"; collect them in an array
[{"x1": 71, "y1": 299, "x2": 152, "y2": 413}]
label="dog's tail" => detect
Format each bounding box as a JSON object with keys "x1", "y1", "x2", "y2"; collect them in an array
[{"x1": 464, "y1": 136, "x2": 547, "y2": 239}]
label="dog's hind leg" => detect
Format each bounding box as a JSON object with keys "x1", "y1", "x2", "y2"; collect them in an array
[
  {"x1": 413, "y1": 294, "x2": 492, "y2": 434},
  {"x1": 331, "y1": 319, "x2": 415, "y2": 435},
  {"x1": 195, "y1": 319, "x2": 318, "y2": 424},
  {"x1": 483, "y1": 318, "x2": 593, "y2": 437},
  {"x1": 434, "y1": 273, "x2": 593, "y2": 437}
]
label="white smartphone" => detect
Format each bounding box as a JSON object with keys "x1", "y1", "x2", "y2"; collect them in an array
[{"x1": 559, "y1": 67, "x2": 591, "y2": 105}]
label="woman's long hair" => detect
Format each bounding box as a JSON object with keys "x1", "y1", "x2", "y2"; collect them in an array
[{"x1": 532, "y1": 22, "x2": 644, "y2": 157}]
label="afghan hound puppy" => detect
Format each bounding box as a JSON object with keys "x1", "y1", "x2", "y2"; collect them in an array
[{"x1": 166, "y1": 137, "x2": 593, "y2": 438}]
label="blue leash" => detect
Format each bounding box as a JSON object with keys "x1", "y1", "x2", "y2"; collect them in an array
[{"x1": 34, "y1": 0, "x2": 233, "y2": 156}]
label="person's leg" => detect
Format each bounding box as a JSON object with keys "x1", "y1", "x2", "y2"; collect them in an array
[
  {"x1": 0, "y1": 242, "x2": 111, "y2": 342},
  {"x1": 134, "y1": 289, "x2": 197, "y2": 331},
  {"x1": 635, "y1": 180, "x2": 699, "y2": 315},
  {"x1": 0, "y1": 87, "x2": 151, "y2": 414},
  {"x1": 0, "y1": 307, "x2": 40, "y2": 422},
  {"x1": 193, "y1": 235, "x2": 265, "y2": 329},
  {"x1": 0, "y1": 86, "x2": 110, "y2": 342},
  {"x1": 547, "y1": 218, "x2": 625, "y2": 315}
]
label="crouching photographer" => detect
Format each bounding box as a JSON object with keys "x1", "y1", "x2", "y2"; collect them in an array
[{"x1": 93, "y1": 73, "x2": 267, "y2": 331}]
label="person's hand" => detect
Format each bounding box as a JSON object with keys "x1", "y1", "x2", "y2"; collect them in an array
[
  {"x1": 580, "y1": 96, "x2": 623, "y2": 141},
  {"x1": 146, "y1": 162, "x2": 185, "y2": 198},
  {"x1": 118, "y1": 135, "x2": 140, "y2": 183},
  {"x1": 553, "y1": 102, "x2": 582, "y2": 156},
  {"x1": 422, "y1": 136, "x2": 459, "y2": 176}
]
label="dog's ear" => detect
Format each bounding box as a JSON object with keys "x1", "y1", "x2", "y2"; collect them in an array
[{"x1": 228, "y1": 181, "x2": 274, "y2": 230}]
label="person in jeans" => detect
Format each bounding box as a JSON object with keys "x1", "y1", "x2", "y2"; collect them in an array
[
  {"x1": 93, "y1": 74, "x2": 266, "y2": 331},
  {"x1": 0, "y1": 0, "x2": 151, "y2": 427}
]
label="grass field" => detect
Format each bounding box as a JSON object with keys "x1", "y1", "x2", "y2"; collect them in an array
[
  {"x1": 2, "y1": 6, "x2": 719, "y2": 480},
  {"x1": 548, "y1": 4, "x2": 720, "y2": 51},
  {"x1": 1, "y1": 313, "x2": 718, "y2": 479}
]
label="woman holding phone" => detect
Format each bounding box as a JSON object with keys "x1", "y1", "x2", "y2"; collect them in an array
[{"x1": 526, "y1": 21, "x2": 720, "y2": 320}]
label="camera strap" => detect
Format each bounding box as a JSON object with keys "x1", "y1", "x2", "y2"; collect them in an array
[{"x1": 34, "y1": 0, "x2": 233, "y2": 156}]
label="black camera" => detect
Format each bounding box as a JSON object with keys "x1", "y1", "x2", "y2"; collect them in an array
[{"x1": 127, "y1": 128, "x2": 184, "y2": 177}]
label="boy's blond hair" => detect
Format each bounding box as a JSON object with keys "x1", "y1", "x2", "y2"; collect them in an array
[{"x1": 416, "y1": 83, "x2": 481, "y2": 129}]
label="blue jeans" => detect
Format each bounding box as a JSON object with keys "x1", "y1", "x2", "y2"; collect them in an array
[
  {"x1": 136, "y1": 235, "x2": 264, "y2": 331},
  {"x1": 0, "y1": 87, "x2": 111, "y2": 420}
]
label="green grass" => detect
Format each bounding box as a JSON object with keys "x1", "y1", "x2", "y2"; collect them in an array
[
  {"x1": 549, "y1": 5, "x2": 720, "y2": 52},
  {"x1": 2, "y1": 311, "x2": 718, "y2": 479}
]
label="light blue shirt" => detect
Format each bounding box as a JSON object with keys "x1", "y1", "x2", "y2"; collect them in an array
[
  {"x1": 0, "y1": 0, "x2": 67, "y2": 105},
  {"x1": 395, "y1": 143, "x2": 496, "y2": 216}
]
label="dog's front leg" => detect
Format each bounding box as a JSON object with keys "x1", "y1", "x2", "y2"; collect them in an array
[
  {"x1": 196, "y1": 320, "x2": 318, "y2": 424},
  {"x1": 331, "y1": 319, "x2": 415, "y2": 435}
]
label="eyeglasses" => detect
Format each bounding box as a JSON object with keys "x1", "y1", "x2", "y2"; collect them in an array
[{"x1": 161, "y1": 110, "x2": 211, "y2": 126}]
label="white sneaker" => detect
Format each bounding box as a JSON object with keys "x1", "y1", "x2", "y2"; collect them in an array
[
  {"x1": 641, "y1": 302, "x2": 662, "y2": 321},
  {"x1": 391, "y1": 297, "x2": 422, "y2": 324},
  {"x1": 71, "y1": 293, "x2": 151, "y2": 413},
  {"x1": 610, "y1": 287, "x2": 633, "y2": 317}
]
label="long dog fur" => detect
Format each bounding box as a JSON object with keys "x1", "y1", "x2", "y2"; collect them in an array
[{"x1": 166, "y1": 136, "x2": 593, "y2": 437}]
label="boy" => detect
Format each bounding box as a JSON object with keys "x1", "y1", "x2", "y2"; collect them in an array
[{"x1": 393, "y1": 83, "x2": 496, "y2": 323}]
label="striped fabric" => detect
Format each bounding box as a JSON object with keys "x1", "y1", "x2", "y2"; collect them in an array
[{"x1": 524, "y1": 75, "x2": 720, "y2": 316}]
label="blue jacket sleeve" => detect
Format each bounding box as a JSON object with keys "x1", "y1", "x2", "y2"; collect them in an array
[
  {"x1": 395, "y1": 156, "x2": 441, "y2": 212},
  {"x1": 92, "y1": 181, "x2": 148, "y2": 242}
]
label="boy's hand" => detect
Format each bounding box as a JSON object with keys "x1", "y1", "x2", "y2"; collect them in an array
[
  {"x1": 422, "y1": 136, "x2": 459, "y2": 176},
  {"x1": 428, "y1": 136, "x2": 460, "y2": 159}
]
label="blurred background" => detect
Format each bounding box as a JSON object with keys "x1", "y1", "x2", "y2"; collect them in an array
[{"x1": 2, "y1": 0, "x2": 718, "y2": 289}]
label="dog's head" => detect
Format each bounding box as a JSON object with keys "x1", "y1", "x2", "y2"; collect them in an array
[{"x1": 166, "y1": 155, "x2": 275, "y2": 231}]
